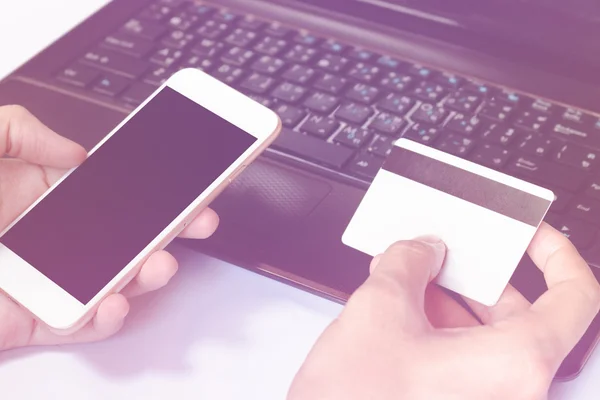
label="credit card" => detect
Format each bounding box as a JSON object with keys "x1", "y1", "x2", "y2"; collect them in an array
[{"x1": 342, "y1": 138, "x2": 554, "y2": 306}]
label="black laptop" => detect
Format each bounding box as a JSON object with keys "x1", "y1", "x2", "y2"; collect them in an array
[{"x1": 2, "y1": 0, "x2": 600, "y2": 379}]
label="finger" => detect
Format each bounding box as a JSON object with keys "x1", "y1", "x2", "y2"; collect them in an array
[
  {"x1": 344, "y1": 236, "x2": 446, "y2": 332},
  {"x1": 29, "y1": 294, "x2": 129, "y2": 346},
  {"x1": 0, "y1": 105, "x2": 86, "y2": 168},
  {"x1": 425, "y1": 285, "x2": 480, "y2": 329},
  {"x1": 526, "y1": 222, "x2": 600, "y2": 361},
  {"x1": 178, "y1": 207, "x2": 219, "y2": 239},
  {"x1": 463, "y1": 284, "x2": 530, "y2": 325},
  {"x1": 120, "y1": 250, "x2": 178, "y2": 298}
]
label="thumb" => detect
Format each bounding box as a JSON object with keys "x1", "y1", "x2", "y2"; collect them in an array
[
  {"x1": 0, "y1": 105, "x2": 86, "y2": 168},
  {"x1": 346, "y1": 237, "x2": 446, "y2": 332}
]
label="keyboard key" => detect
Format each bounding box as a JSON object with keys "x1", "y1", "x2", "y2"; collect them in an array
[
  {"x1": 335, "y1": 126, "x2": 373, "y2": 148},
  {"x1": 139, "y1": 3, "x2": 174, "y2": 21},
  {"x1": 251, "y1": 55, "x2": 286, "y2": 75},
  {"x1": 347, "y1": 48, "x2": 376, "y2": 61},
  {"x1": 547, "y1": 187, "x2": 573, "y2": 213},
  {"x1": 481, "y1": 124, "x2": 521, "y2": 146},
  {"x1": 212, "y1": 63, "x2": 244, "y2": 85},
  {"x1": 479, "y1": 100, "x2": 515, "y2": 122},
  {"x1": 92, "y1": 73, "x2": 130, "y2": 97},
  {"x1": 271, "y1": 82, "x2": 307, "y2": 103},
  {"x1": 185, "y1": 3, "x2": 215, "y2": 17},
  {"x1": 347, "y1": 152, "x2": 385, "y2": 180},
  {"x1": 102, "y1": 33, "x2": 154, "y2": 58},
  {"x1": 514, "y1": 109, "x2": 550, "y2": 132},
  {"x1": 507, "y1": 155, "x2": 585, "y2": 192},
  {"x1": 407, "y1": 64, "x2": 434, "y2": 79},
  {"x1": 445, "y1": 114, "x2": 480, "y2": 135},
  {"x1": 560, "y1": 107, "x2": 595, "y2": 127},
  {"x1": 492, "y1": 90, "x2": 523, "y2": 105},
  {"x1": 545, "y1": 213, "x2": 597, "y2": 249},
  {"x1": 304, "y1": 92, "x2": 340, "y2": 114},
  {"x1": 369, "y1": 113, "x2": 404, "y2": 136},
  {"x1": 81, "y1": 48, "x2": 148, "y2": 79},
  {"x1": 168, "y1": 10, "x2": 202, "y2": 31},
  {"x1": 282, "y1": 64, "x2": 317, "y2": 84},
  {"x1": 240, "y1": 73, "x2": 276, "y2": 94},
  {"x1": 150, "y1": 47, "x2": 184, "y2": 67},
  {"x1": 530, "y1": 99, "x2": 556, "y2": 114},
  {"x1": 264, "y1": 22, "x2": 294, "y2": 38},
  {"x1": 586, "y1": 180, "x2": 600, "y2": 201},
  {"x1": 404, "y1": 123, "x2": 441, "y2": 144},
  {"x1": 411, "y1": 103, "x2": 448, "y2": 125},
  {"x1": 191, "y1": 38, "x2": 225, "y2": 57},
  {"x1": 143, "y1": 66, "x2": 174, "y2": 86},
  {"x1": 345, "y1": 83, "x2": 380, "y2": 104},
  {"x1": 162, "y1": 30, "x2": 196, "y2": 49},
  {"x1": 274, "y1": 104, "x2": 307, "y2": 127},
  {"x1": 254, "y1": 36, "x2": 288, "y2": 56},
  {"x1": 412, "y1": 82, "x2": 446, "y2": 102},
  {"x1": 435, "y1": 133, "x2": 474, "y2": 157},
  {"x1": 237, "y1": 16, "x2": 266, "y2": 31},
  {"x1": 550, "y1": 121, "x2": 600, "y2": 150},
  {"x1": 121, "y1": 82, "x2": 155, "y2": 105},
  {"x1": 568, "y1": 197, "x2": 600, "y2": 224},
  {"x1": 462, "y1": 82, "x2": 495, "y2": 97},
  {"x1": 213, "y1": 10, "x2": 240, "y2": 23},
  {"x1": 293, "y1": 32, "x2": 321, "y2": 46},
  {"x1": 378, "y1": 93, "x2": 415, "y2": 115},
  {"x1": 434, "y1": 73, "x2": 464, "y2": 89},
  {"x1": 376, "y1": 55, "x2": 405, "y2": 70},
  {"x1": 321, "y1": 39, "x2": 347, "y2": 54},
  {"x1": 555, "y1": 143, "x2": 598, "y2": 171},
  {"x1": 57, "y1": 64, "x2": 100, "y2": 87},
  {"x1": 221, "y1": 47, "x2": 256, "y2": 67},
  {"x1": 517, "y1": 133, "x2": 556, "y2": 158},
  {"x1": 379, "y1": 71, "x2": 413, "y2": 92},
  {"x1": 284, "y1": 44, "x2": 318, "y2": 64},
  {"x1": 179, "y1": 55, "x2": 214, "y2": 71},
  {"x1": 225, "y1": 28, "x2": 258, "y2": 47},
  {"x1": 444, "y1": 91, "x2": 481, "y2": 113},
  {"x1": 368, "y1": 135, "x2": 395, "y2": 157},
  {"x1": 335, "y1": 102, "x2": 373, "y2": 125},
  {"x1": 470, "y1": 144, "x2": 510, "y2": 169},
  {"x1": 315, "y1": 54, "x2": 350, "y2": 73},
  {"x1": 122, "y1": 18, "x2": 167, "y2": 41},
  {"x1": 347, "y1": 62, "x2": 381, "y2": 83},
  {"x1": 248, "y1": 94, "x2": 273, "y2": 108},
  {"x1": 272, "y1": 129, "x2": 354, "y2": 169},
  {"x1": 300, "y1": 115, "x2": 340, "y2": 138},
  {"x1": 197, "y1": 20, "x2": 231, "y2": 39},
  {"x1": 314, "y1": 74, "x2": 348, "y2": 95}
]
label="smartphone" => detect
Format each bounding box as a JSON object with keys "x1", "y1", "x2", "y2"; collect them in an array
[{"x1": 0, "y1": 68, "x2": 281, "y2": 332}]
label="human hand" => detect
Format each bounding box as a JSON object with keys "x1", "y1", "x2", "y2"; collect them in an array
[
  {"x1": 0, "y1": 105, "x2": 219, "y2": 350},
  {"x1": 289, "y1": 224, "x2": 600, "y2": 400}
]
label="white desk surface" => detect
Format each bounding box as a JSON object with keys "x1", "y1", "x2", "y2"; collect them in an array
[{"x1": 0, "y1": 1, "x2": 598, "y2": 399}]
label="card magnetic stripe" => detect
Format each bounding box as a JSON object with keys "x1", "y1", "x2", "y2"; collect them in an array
[{"x1": 382, "y1": 146, "x2": 551, "y2": 227}]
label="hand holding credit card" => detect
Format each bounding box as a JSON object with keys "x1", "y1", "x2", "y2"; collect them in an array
[{"x1": 343, "y1": 138, "x2": 554, "y2": 306}]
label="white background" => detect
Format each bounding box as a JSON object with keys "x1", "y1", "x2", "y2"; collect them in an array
[{"x1": 0, "y1": 1, "x2": 598, "y2": 399}]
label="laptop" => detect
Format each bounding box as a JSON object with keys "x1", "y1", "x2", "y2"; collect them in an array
[{"x1": 1, "y1": 0, "x2": 599, "y2": 380}]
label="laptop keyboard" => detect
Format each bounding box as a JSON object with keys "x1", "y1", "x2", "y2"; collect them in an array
[{"x1": 53, "y1": 0, "x2": 600, "y2": 264}]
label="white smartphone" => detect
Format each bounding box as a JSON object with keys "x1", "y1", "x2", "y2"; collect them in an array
[{"x1": 0, "y1": 68, "x2": 281, "y2": 332}]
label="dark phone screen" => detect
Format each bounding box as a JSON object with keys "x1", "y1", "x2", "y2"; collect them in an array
[{"x1": 1, "y1": 87, "x2": 256, "y2": 304}]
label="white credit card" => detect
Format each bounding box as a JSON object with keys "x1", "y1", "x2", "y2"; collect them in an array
[{"x1": 343, "y1": 138, "x2": 554, "y2": 306}]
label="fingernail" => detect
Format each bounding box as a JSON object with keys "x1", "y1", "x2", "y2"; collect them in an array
[{"x1": 415, "y1": 235, "x2": 446, "y2": 275}]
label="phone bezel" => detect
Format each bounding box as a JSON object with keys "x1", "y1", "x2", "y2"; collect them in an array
[{"x1": 0, "y1": 68, "x2": 281, "y2": 332}]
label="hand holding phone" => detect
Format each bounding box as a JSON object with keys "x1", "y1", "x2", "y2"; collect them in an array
[{"x1": 0, "y1": 69, "x2": 281, "y2": 336}]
